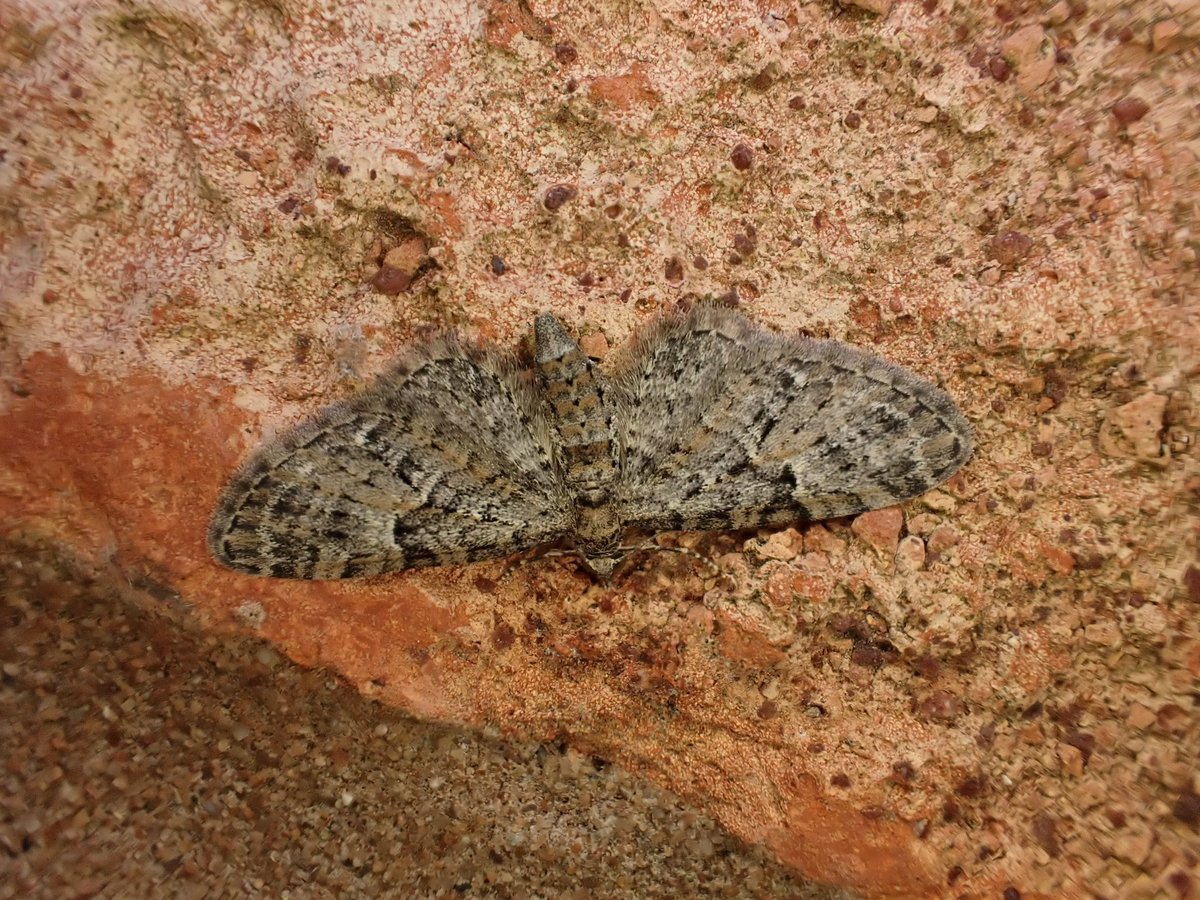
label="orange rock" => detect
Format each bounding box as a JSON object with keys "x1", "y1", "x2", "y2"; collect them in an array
[
  {"x1": 578, "y1": 331, "x2": 610, "y2": 360},
  {"x1": 1019, "y1": 723, "x2": 1044, "y2": 744},
  {"x1": 1151, "y1": 18, "x2": 1181, "y2": 52},
  {"x1": 1057, "y1": 742, "x2": 1085, "y2": 777},
  {"x1": 926, "y1": 524, "x2": 960, "y2": 554},
  {"x1": 482, "y1": 0, "x2": 544, "y2": 49},
  {"x1": 1000, "y1": 25, "x2": 1056, "y2": 92},
  {"x1": 714, "y1": 612, "x2": 787, "y2": 669},
  {"x1": 851, "y1": 507, "x2": 903, "y2": 555},
  {"x1": 767, "y1": 788, "x2": 941, "y2": 897},
  {"x1": 791, "y1": 572, "x2": 830, "y2": 604},
  {"x1": 588, "y1": 64, "x2": 659, "y2": 110},
  {"x1": 3, "y1": 5, "x2": 1192, "y2": 894},
  {"x1": 803, "y1": 524, "x2": 846, "y2": 556},
  {"x1": 763, "y1": 567, "x2": 796, "y2": 609},
  {"x1": 1039, "y1": 541, "x2": 1076, "y2": 575}
]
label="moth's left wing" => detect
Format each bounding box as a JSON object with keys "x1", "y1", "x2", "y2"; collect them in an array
[
  {"x1": 208, "y1": 337, "x2": 574, "y2": 579},
  {"x1": 614, "y1": 303, "x2": 973, "y2": 534}
]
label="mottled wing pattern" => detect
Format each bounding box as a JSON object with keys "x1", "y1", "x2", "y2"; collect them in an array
[
  {"x1": 614, "y1": 304, "x2": 973, "y2": 534},
  {"x1": 208, "y1": 338, "x2": 573, "y2": 579}
]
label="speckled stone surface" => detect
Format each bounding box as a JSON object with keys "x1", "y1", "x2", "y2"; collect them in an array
[{"x1": 1, "y1": 0, "x2": 1197, "y2": 895}]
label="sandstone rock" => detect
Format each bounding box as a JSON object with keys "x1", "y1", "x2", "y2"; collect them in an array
[
  {"x1": 1000, "y1": 25, "x2": 1056, "y2": 92},
  {"x1": 895, "y1": 535, "x2": 926, "y2": 573},
  {"x1": 756, "y1": 528, "x2": 802, "y2": 561},
  {"x1": 578, "y1": 331, "x2": 610, "y2": 360},
  {"x1": 926, "y1": 525, "x2": 960, "y2": 554},
  {"x1": 851, "y1": 507, "x2": 903, "y2": 555},
  {"x1": 1100, "y1": 393, "x2": 1167, "y2": 462},
  {"x1": 2, "y1": 2, "x2": 1195, "y2": 897},
  {"x1": 714, "y1": 613, "x2": 788, "y2": 669}
]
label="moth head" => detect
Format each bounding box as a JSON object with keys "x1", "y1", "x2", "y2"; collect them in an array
[{"x1": 581, "y1": 553, "x2": 622, "y2": 580}]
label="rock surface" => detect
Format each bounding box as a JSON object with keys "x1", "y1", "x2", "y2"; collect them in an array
[{"x1": 2, "y1": 0, "x2": 1198, "y2": 896}]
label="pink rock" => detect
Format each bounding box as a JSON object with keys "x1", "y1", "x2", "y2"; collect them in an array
[
  {"x1": 803, "y1": 525, "x2": 846, "y2": 555},
  {"x1": 757, "y1": 528, "x2": 801, "y2": 561},
  {"x1": 927, "y1": 525, "x2": 960, "y2": 554},
  {"x1": 1000, "y1": 24, "x2": 1056, "y2": 92},
  {"x1": 578, "y1": 331, "x2": 610, "y2": 360},
  {"x1": 990, "y1": 230, "x2": 1035, "y2": 266},
  {"x1": 1, "y1": 3, "x2": 1189, "y2": 896},
  {"x1": 1151, "y1": 19, "x2": 1181, "y2": 52},
  {"x1": 851, "y1": 507, "x2": 904, "y2": 555},
  {"x1": 714, "y1": 613, "x2": 787, "y2": 668}
]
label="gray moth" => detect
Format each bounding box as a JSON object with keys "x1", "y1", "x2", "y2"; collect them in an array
[{"x1": 208, "y1": 302, "x2": 972, "y2": 579}]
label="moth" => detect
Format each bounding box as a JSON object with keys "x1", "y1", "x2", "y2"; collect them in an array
[{"x1": 208, "y1": 302, "x2": 972, "y2": 579}]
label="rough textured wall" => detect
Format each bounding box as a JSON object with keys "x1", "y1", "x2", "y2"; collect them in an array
[{"x1": 1, "y1": 0, "x2": 1197, "y2": 896}]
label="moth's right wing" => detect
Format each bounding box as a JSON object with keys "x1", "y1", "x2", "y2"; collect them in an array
[{"x1": 615, "y1": 303, "x2": 973, "y2": 534}]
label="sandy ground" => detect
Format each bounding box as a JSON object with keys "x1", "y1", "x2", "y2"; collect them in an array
[
  {"x1": 1, "y1": 0, "x2": 1197, "y2": 896},
  {"x1": 0, "y1": 539, "x2": 845, "y2": 899}
]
